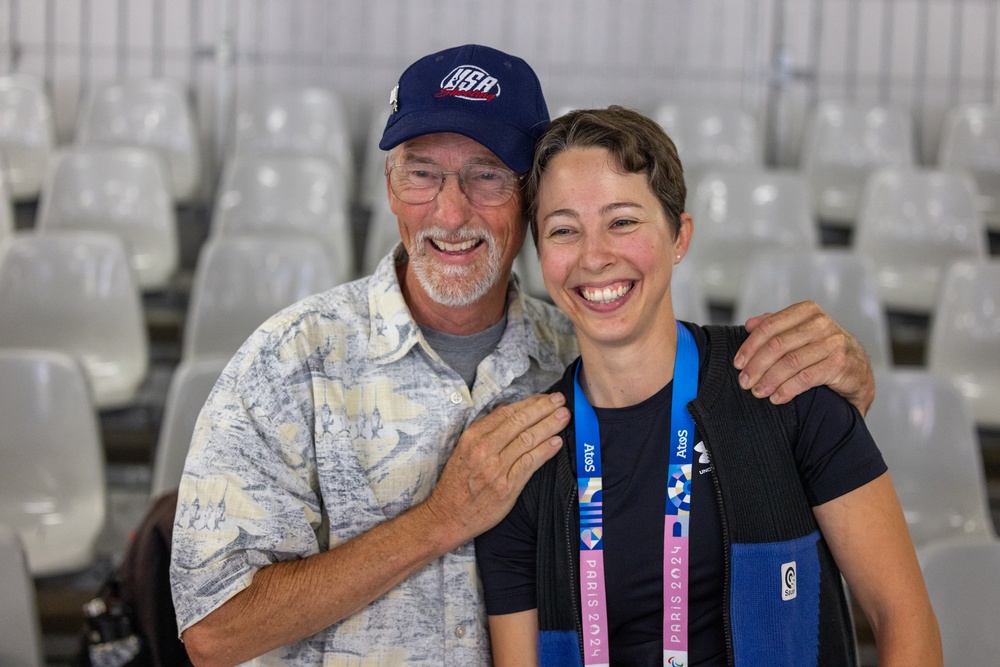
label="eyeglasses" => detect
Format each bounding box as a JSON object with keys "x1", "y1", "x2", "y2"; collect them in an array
[{"x1": 387, "y1": 162, "x2": 521, "y2": 207}]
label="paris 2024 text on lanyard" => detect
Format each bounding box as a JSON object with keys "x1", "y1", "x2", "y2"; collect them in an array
[{"x1": 574, "y1": 321, "x2": 698, "y2": 667}]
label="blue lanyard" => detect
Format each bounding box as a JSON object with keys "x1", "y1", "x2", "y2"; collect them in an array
[{"x1": 574, "y1": 322, "x2": 699, "y2": 666}]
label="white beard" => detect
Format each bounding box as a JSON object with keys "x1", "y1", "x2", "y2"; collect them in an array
[{"x1": 408, "y1": 227, "x2": 505, "y2": 307}]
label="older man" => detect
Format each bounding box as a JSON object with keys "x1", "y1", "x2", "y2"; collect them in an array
[{"x1": 171, "y1": 44, "x2": 874, "y2": 666}]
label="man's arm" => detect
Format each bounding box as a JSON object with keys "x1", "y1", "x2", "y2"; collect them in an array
[
  {"x1": 181, "y1": 393, "x2": 570, "y2": 667},
  {"x1": 733, "y1": 300, "x2": 876, "y2": 416}
]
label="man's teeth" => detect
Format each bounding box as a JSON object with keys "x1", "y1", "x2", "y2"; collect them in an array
[
  {"x1": 581, "y1": 284, "x2": 631, "y2": 304},
  {"x1": 435, "y1": 239, "x2": 478, "y2": 252}
]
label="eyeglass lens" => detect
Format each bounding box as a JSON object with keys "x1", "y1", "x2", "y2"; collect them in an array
[{"x1": 389, "y1": 163, "x2": 518, "y2": 206}]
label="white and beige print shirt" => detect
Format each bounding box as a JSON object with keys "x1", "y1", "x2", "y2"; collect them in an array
[{"x1": 170, "y1": 248, "x2": 578, "y2": 666}]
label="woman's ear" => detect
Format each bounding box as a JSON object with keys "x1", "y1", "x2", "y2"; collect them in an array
[{"x1": 673, "y1": 212, "x2": 694, "y2": 264}]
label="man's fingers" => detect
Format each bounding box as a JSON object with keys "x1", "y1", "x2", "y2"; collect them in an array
[
  {"x1": 500, "y1": 406, "x2": 570, "y2": 479},
  {"x1": 477, "y1": 392, "x2": 565, "y2": 437},
  {"x1": 740, "y1": 311, "x2": 774, "y2": 337},
  {"x1": 752, "y1": 341, "x2": 836, "y2": 403},
  {"x1": 735, "y1": 302, "x2": 832, "y2": 386},
  {"x1": 745, "y1": 335, "x2": 841, "y2": 398}
]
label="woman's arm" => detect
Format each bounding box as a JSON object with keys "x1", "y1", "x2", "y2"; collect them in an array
[
  {"x1": 813, "y1": 473, "x2": 942, "y2": 667},
  {"x1": 488, "y1": 610, "x2": 540, "y2": 667}
]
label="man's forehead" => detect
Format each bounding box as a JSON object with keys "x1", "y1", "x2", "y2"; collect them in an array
[{"x1": 397, "y1": 132, "x2": 504, "y2": 164}]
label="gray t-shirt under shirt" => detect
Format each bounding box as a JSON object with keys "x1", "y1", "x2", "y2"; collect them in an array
[{"x1": 420, "y1": 315, "x2": 508, "y2": 388}]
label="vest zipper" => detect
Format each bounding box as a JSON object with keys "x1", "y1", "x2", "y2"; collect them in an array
[
  {"x1": 566, "y1": 483, "x2": 585, "y2": 661},
  {"x1": 693, "y1": 413, "x2": 736, "y2": 667}
]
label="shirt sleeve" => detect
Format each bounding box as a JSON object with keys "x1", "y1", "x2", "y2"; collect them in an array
[
  {"x1": 475, "y1": 483, "x2": 540, "y2": 616},
  {"x1": 169, "y1": 340, "x2": 326, "y2": 633},
  {"x1": 793, "y1": 385, "x2": 888, "y2": 507}
]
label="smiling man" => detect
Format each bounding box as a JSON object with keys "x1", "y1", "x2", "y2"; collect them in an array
[{"x1": 170, "y1": 44, "x2": 877, "y2": 667}]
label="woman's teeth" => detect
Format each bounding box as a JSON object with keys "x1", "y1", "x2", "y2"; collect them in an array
[{"x1": 581, "y1": 283, "x2": 632, "y2": 304}]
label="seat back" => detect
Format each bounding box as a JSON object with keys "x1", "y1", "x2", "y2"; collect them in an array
[
  {"x1": 855, "y1": 168, "x2": 987, "y2": 312},
  {"x1": 733, "y1": 249, "x2": 892, "y2": 367},
  {"x1": 687, "y1": 168, "x2": 818, "y2": 304},
  {"x1": 76, "y1": 78, "x2": 202, "y2": 202},
  {"x1": 801, "y1": 102, "x2": 915, "y2": 225},
  {"x1": 183, "y1": 235, "x2": 338, "y2": 361},
  {"x1": 362, "y1": 196, "x2": 400, "y2": 276},
  {"x1": 655, "y1": 103, "x2": 763, "y2": 193},
  {"x1": 919, "y1": 540, "x2": 1000, "y2": 665},
  {"x1": 151, "y1": 358, "x2": 227, "y2": 499},
  {"x1": 670, "y1": 256, "x2": 711, "y2": 324},
  {"x1": 0, "y1": 525, "x2": 44, "y2": 666},
  {"x1": 359, "y1": 104, "x2": 392, "y2": 211},
  {"x1": 938, "y1": 104, "x2": 1000, "y2": 231},
  {"x1": 213, "y1": 154, "x2": 354, "y2": 279},
  {"x1": 38, "y1": 146, "x2": 179, "y2": 290},
  {"x1": 513, "y1": 238, "x2": 548, "y2": 302},
  {"x1": 927, "y1": 259, "x2": 1000, "y2": 428},
  {"x1": 0, "y1": 74, "x2": 56, "y2": 201},
  {"x1": 866, "y1": 369, "x2": 995, "y2": 548},
  {"x1": 233, "y1": 86, "x2": 353, "y2": 192},
  {"x1": 0, "y1": 350, "x2": 106, "y2": 576},
  {"x1": 0, "y1": 231, "x2": 149, "y2": 408}
]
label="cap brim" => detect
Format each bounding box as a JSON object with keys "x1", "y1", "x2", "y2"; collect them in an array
[{"x1": 379, "y1": 108, "x2": 537, "y2": 174}]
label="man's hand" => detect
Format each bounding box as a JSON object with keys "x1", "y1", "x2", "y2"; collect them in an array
[
  {"x1": 734, "y1": 300, "x2": 876, "y2": 416},
  {"x1": 422, "y1": 392, "x2": 570, "y2": 544}
]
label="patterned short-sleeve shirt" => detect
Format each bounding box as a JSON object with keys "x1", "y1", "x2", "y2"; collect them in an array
[{"x1": 169, "y1": 248, "x2": 578, "y2": 666}]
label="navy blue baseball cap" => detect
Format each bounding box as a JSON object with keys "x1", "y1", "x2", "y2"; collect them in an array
[{"x1": 379, "y1": 44, "x2": 550, "y2": 173}]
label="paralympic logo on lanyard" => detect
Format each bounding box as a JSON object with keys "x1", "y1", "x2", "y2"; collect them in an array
[{"x1": 574, "y1": 322, "x2": 699, "y2": 667}]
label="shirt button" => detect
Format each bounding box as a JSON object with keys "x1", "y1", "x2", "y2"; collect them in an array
[
  {"x1": 454, "y1": 625, "x2": 467, "y2": 639},
  {"x1": 450, "y1": 392, "x2": 463, "y2": 404}
]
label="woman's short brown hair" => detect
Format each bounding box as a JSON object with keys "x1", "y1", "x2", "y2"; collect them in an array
[{"x1": 525, "y1": 105, "x2": 686, "y2": 247}]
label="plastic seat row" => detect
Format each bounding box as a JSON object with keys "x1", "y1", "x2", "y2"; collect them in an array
[
  {"x1": 655, "y1": 247, "x2": 1000, "y2": 430},
  {"x1": 636, "y1": 99, "x2": 1000, "y2": 234},
  {"x1": 685, "y1": 165, "x2": 989, "y2": 315},
  {"x1": 803, "y1": 101, "x2": 1000, "y2": 234},
  {"x1": 0, "y1": 72, "x2": 356, "y2": 200}
]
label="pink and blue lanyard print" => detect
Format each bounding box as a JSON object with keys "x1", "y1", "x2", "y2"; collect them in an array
[{"x1": 574, "y1": 322, "x2": 699, "y2": 667}]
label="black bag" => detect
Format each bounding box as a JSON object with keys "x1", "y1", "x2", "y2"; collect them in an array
[{"x1": 77, "y1": 491, "x2": 190, "y2": 667}]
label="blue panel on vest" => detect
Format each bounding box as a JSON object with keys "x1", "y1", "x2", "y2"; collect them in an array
[
  {"x1": 729, "y1": 531, "x2": 821, "y2": 665},
  {"x1": 538, "y1": 630, "x2": 585, "y2": 667}
]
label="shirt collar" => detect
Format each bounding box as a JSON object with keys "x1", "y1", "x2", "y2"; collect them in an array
[{"x1": 366, "y1": 244, "x2": 561, "y2": 375}]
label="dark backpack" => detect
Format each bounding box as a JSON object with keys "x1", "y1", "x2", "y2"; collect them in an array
[{"x1": 78, "y1": 491, "x2": 191, "y2": 667}]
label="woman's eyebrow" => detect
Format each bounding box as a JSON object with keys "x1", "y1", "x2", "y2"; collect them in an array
[{"x1": 601, "y1": 201, "x2": 644, "y2": 215}]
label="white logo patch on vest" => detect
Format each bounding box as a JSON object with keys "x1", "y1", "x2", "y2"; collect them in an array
[
  {"x1": 781, "y1": 561, "x2": 797, "y2": 601},
  {"x1": 436, "y1": 65, "x2": 500, "y2": 101}
]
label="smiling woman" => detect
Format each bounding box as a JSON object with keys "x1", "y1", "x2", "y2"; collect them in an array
[
  {"x1": 533, "y1": 146, "x2": 691, "y2": 403},
  {"x1": 474, "y1": 106, "x2": 942, "y2": 667}
]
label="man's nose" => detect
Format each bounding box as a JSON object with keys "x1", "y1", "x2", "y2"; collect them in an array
[{"x1": 434, "y1": 173, "x2": 472, "y2": 227}]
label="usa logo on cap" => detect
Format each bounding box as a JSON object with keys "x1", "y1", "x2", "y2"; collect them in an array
[{"x1": 436, "y1": 66, "x2": 500, "y2": 102}]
